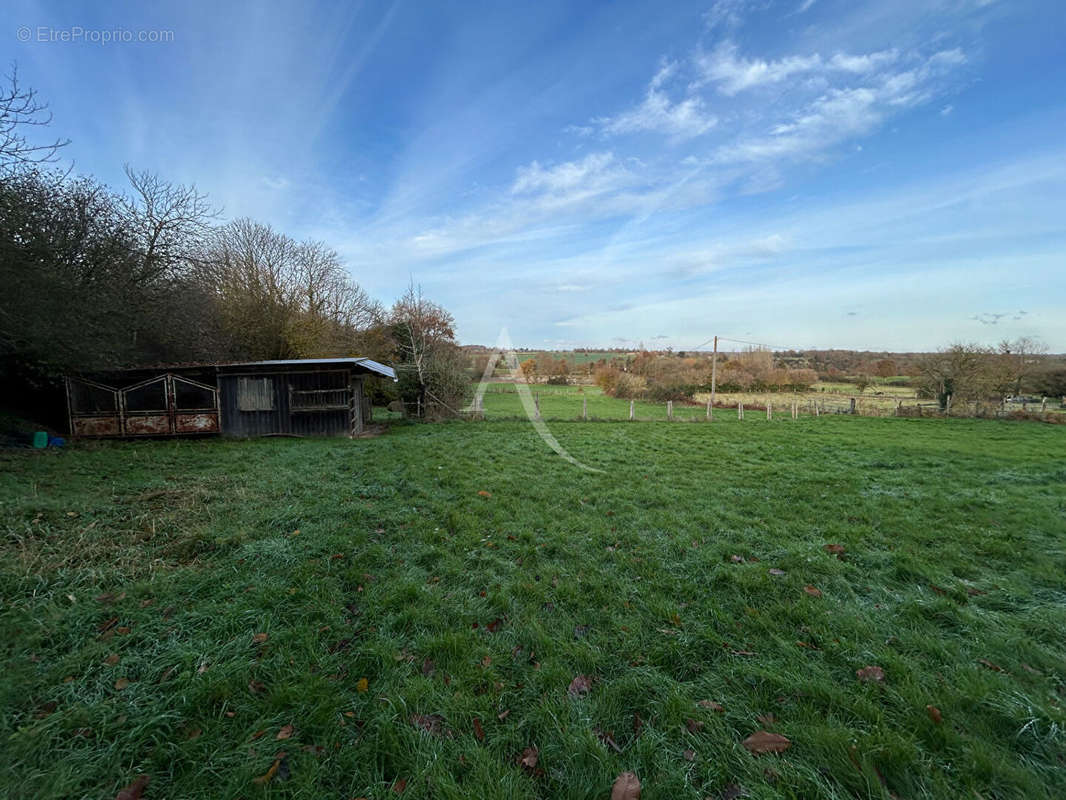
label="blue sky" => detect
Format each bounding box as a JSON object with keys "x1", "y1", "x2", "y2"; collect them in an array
[{"x1": 7, "y1": 0, "x2": 1066, "y2": 350}]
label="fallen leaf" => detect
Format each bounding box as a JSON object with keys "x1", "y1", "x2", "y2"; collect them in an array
[
  {"x1": 742, "y1": 730, "x2": 791, "y2": 754},
  {"x1": 632, "y1": 712, "x2": 643, "y2": 735},
  {"x1": 610, "y1": 771, "x2": 641, "y2": 800},
  {"x1": 411, "y1": 714, "x2": 444, "y2": 735},
  {"x1": 392, "y1": 777, "x2": 407, "y2": 793},
  {"x1": 252, "y1": 759, "x2": 280, "y2": 785},
  {"x1": 116, "y1": 626, "x2": 131, "y2": 635},
  {"x1": 251, "y1": 729, "x2": 266, "y2": 740},
  {"x1": 716, "y1": 784, "x2": 747, "y2": 800},
  {"x1": 1021, "y1": 662, "x2": 1042, "y2": 675},
  {"x1": 824, "y1": 544, "x2": 845, "y2": 556},
  {"x1": 98, "y1": 616, "x2": 119, "y2": 633},
  {"x1": 477, "y1": 490, "x2": 492, "y2": 498},
  {"x1": 567, "y1": 674, "x2": 592, "y2": 698},
  {"x1": 803, "y1": 585, "x2": 823, "y2": 598},
  {"x1": 197, "y1": 662, "x2": 209, "y2": 674},
  {"x1": 929, "y1": 584, "x2": 949, "y2": 596},
  {"x1": 104, "y1": 654, "x2": 120, "y2": 666},
  {"x1": 685, "y1": 718, "x2": 704, "y2": 733},
  {"x1": 699, "y1": 700, "x2": 725, "y2": 712},
  {"x1": 487, "y1": 618, "x2": 503, "y2": 633},
  {"x1": 252, "y1": 633, "x2": 269, "y2": 643},
  {"x1": 276, "y1": 724, "x2": 294, "y2": 740},
  {"x1": 926, "y1": 705, "x2": 942, "y2": 724},
  {"x1": 856, "y1": 665, "x2": 885, "y2": 683},
  {"x1": 683, "y1": 748, "x2": 696, "y2": 761},
  {"x1": 248, "y1": 679, "x2": 266, "y2": 694},
  {"x1": 518, "y1": 746, "x2": 539, "y2": 770},
  {"x1": 356, "y1": 677, "x2": 369, "y2": 693},
  {"x1": 574, "y1": 624, "x2": 590, "y2": 639},
  {"x1": 331, "y1": 553, "x2": 345, "y2": 560},
  {"x1": 116, "y1": 775, "x2": 150, "y2": 800},
  {"x1": 756, "y1": 713, "x2": 776, "y2": 725},
  {"x1": 225, "y1": 711, "x2": 235, "y2": 717},
  {"x1": 978, "y1": 658, "x2": 1003, "y2": 672},
  {"x1": 186, "y1": 727, "x2": 202, "y2": 740},
  {"x1": 473, "y1": 717, "x2": 484, "y2": 741},
  {"x1": 768, "y1": 568, "x2": 786, "y2": 576},
  {"x1": 497, "y1": 709, "x2": 511, "y2": 721},
  {"x1": 140, "y1": 599, "x2": 154, "y2": 608},
  {"x1": 114, "y1": 677, "x2": 130, "y2": 690},
  {"x1": 731, "y1": 555, "x2": 745, "y2": 563},
  {"x1": 481, "y1": 655, "x2": 492, "y2": 667},
  {"x1": 422, "y1": 658, "x2": 435, "y2": 677}
]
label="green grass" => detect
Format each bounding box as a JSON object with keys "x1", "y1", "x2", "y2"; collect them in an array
[
  {"x1": 1, "y1": 417, "x2": 1065, "y2": 799},
  {"x1": 480, "y1": 384, "x2": 713, "y2": 420}
]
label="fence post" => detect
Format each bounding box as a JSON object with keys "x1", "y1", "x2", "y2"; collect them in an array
[
  {"x1": 535, "y1": 392, "x2": 540, "y2": 420},
  {"x1": 706, "y1": 394, "x2": 713, "y2": 421},
  {"x1": 849, "y1": 397, "x2": 856, "y2": 415},
  {"x1": 815, "y1": 401, "x2": 819, "y2": 417},
  {"x1": 767, "y1": 402, "x2": 772, "y2": 421},
  {"x1": 583, "y1": 395, "x2": 588, "y2": 421},
  {"x1": 629, "y1": 399, "x2": 634, "y2": 421},
  {"x1": 1040, "y1": 396, "x2": 1047, "y2": 413},
  {"x1": 667, "y1": 400, "x2": 673, "y2": 420},
  {"x1": 945, "y1": 394, "x2": 952, "y2": 416},
  {"x1": 896, "y1": 400, "x2": 902, "y2": 417},
  {"x1": 738, "y1": 401, "x2": 744, "y2": 420}
]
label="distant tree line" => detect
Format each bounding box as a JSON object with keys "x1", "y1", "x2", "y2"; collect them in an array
[{"x1": 0, "y1": 68, "x2": 466, "y2": 423}]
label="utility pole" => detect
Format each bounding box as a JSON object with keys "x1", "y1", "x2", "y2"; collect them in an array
[{"x1": 709, "y1": 335, "x2": 718, "y2": 411}]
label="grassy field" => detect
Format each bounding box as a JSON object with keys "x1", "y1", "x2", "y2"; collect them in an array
[
  {"x1": 2, "y1": 418, "x2": 1065, "y2": 799},
  {"x1": 483, "y1": 383, "x2": 904, "y2": 418}
]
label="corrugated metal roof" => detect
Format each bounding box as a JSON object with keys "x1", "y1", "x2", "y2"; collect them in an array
[{"x1": 224, "y1": 358, "x2": 396, "y2": 380}]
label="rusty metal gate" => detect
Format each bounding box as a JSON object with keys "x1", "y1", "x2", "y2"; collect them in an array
[{"x1": 66, "y1": 374, "x2": 220, "y2": 437}]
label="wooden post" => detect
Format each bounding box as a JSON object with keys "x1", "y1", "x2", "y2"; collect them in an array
[
  {"x1": 945, "y1": 393, "x2": 952, "y2": 416},
  {"x1": 709, "y1": 335, "x2": 718, "y2": 412},
  {"x1": 815, "y1": 401, "x2": 819, "y2": 417},
  {"x1": 896, "y1": 400, "x2": 902, "y2": 417},
  {"x1": 667, "y1": 400, "x2": 673, "y2": 420},
  {"x1": 583, "y1": 395, "x2": 588, "y2": 420},
  {"x1": 706, "y1": 394, "x2": 713, "y2": 421},
  {"x1": 1040, "y1": 396, "x2": 1047, "y2": 413},
  {"x1": 738, "y1": 401, "x2": 744, "y2": 420},
  {"x1": 535, "y1": 392, "x2": 540, "y2": 419},
  {"x1": 849, "y1": 397, "x2": 856, "y2": 415},
  {"x1": 767, "y1": 402, "x2": 772, "y2": 421},
  {"x1": 629, "y1": 399, "x2": 634, "y2": 421}
]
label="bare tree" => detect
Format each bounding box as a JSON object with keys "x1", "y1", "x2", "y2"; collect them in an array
[
  {"x1": 121, "y1": 166, "x2": 218, "y2": 282},
  {"x1": 994, "y1": 337, "x2": 1048, "y2": 397},
  {"x1": 390, "y1": 283, "x2": 463, "y2": 417},
  {"x1": 0, "y1": 65, "x2": 69, "y2": 178},
  {"x1": 918, "y1": 343, "x2": 995, "y2": 408}
]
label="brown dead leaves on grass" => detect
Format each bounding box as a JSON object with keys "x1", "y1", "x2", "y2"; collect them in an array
[{"x1": 742, "y1": 730, "x2": 792, "y2": 754}]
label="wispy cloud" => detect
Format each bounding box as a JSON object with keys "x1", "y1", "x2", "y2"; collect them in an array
[
  {"x1": 598, "y1": 62, "x2": 717, "y2": 139},
  {"x1": 695, "y1": 42, "x2": 898, "y2": 95}
]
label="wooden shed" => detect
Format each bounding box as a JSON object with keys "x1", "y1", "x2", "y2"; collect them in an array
[{"x1": 65, "y1": 357, "x2": 396, "y2": 439}]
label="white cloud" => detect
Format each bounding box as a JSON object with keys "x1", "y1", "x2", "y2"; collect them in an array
[
  {"x1": 703, "y1": 0, "x2": 760, "y2": 32},
  {"x1": 598, "y1": 62, "x2": 718, "y2": 139},
  {"x1": 697, "y1": 42, "x2": 899, "y2": 95},
  {"x1": 713, "y1": 48, "x2": 967, "y2": 165},
  {"x1": 512, "y1": 152, "x2": 625, "y2": 195}
]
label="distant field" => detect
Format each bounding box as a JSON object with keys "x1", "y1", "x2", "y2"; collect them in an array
[
  {"x1": 482, "y1": 384, "x2": 907, "y2": 418},
  {"x1": 2, "y1": 418, "x2": 1064, "y2": 799}
]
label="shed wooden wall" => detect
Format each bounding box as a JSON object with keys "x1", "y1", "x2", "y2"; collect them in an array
[{"x1": 218, "y1": 370, "x2": 363, "y2": 437}]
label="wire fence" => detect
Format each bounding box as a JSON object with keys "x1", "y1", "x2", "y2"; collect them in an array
[{"x1": 386, "y1": 388, "x2": 1066, "y2": 423}]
